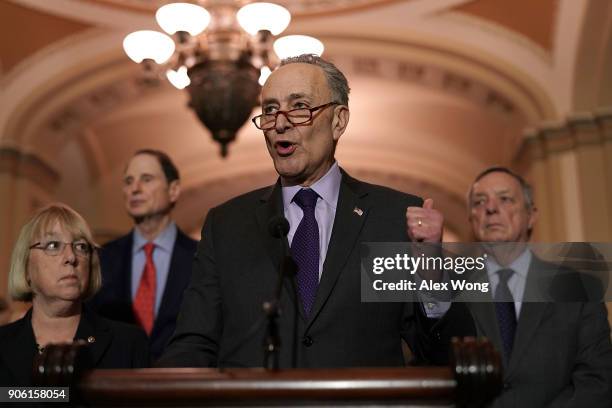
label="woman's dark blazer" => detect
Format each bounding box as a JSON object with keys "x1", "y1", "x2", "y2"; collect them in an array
[{"x1": 0, "y1": 305, "x2": 149, "y2": 386}]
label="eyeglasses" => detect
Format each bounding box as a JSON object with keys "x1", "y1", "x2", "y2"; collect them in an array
[
  {"x1": 30, "y1": 241, "x2": 93, "y2": 258},
  {"x1": 252, "y1": 102, "x2": 339, "y2": 130}
]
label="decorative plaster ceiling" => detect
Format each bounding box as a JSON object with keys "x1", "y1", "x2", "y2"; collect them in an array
[
  {"x1": 86, "y1": 0, "x2": 410, "y2": 17},
  {"x1": 1, "y1": 0, "x2": 611, "y2": 244},
  {"x1": 453, "y1": 0, "x2": 557, "y2": 51},
  {"x1": 0, "y1": 1, "x2": 91, "y2": 73}
]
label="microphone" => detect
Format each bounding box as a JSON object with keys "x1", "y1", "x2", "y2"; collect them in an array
[
  {"x1": 268, "y1": 215, "x2": 295, "y2": 276},
  {"x1": 222, "y1": 215, "x2": 294, "y2": 368},
  {"x1": 268, "y1": 215, "x2": 290, "y2": 238},
  {"x1": 263, "y1": 215, "x2": 296, "y2": 370}
]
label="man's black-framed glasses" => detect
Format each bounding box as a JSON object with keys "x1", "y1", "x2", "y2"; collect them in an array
[{"x1": 252, "y1": 102, "x2": 339, "y2": 130}]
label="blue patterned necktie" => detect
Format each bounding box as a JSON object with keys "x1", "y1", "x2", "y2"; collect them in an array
[
  {"x1": 290, "y1": 188, "x2": 320, "y2": 318},
  {"x1": 495, "y1": 268, "x2": 517, "y2": 361}
]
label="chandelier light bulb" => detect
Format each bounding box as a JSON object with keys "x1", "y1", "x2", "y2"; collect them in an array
[
  {"x1": 237, "y1": 2, "x2": 291, "y2": 36},
  {"x1": 166, "y1": 66, "x2": 191, "y2": 89},
  {"x1": 156, "y1": 2, "x2": 211, "y2": 36},
  {"x1": 123, "y1": 30, "x2": 175, "y2": 64},
  {"x1": 273, "y1": 35, "x2": 324, "y2": 59},
  {"x1": 123, "y1": 1, "x2": 321, "y2": 157},
  {"x1": 258, "y1": 66, "x2": 272, "y2": 86}
]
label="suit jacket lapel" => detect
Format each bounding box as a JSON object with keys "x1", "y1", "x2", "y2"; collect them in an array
[
  {"x1": 255, "y1": 181, "x2": 299, "y2": 311},
  {"x1": 1, "y1": 308, "x2": 114, "y2": 384},
  {"x1": 506, "y1": 257, "x2": 550, "y2": 376},
  {"x1": 470, "y1": 302, "x2": 505, "y2": 364},
  {"x1": 154, "y1": 229, "x2": 193, "y2": 334},
  {"x1": 75, "y1": 307, "x2": 112, "y2": 367},
  {"x1": 120, "y1": 233, "x2": 134, "y2": 310},
  {"x1": 307, "y1": 172, "x2": 368, "y2": 328},
  {"x1": 464, "y1": 268, "x2": 506, "y2": 369}
]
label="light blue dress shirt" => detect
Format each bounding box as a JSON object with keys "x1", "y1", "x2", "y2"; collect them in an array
[
  {"x1": 423, "y1": 248, "x2": 532, "y2": 318},
  {"x1": 282, "y1": 162, "x2": 341, "y2": 280},
  {"x1": 131, "y1": 222, "x2": 177, "y2": 315}
]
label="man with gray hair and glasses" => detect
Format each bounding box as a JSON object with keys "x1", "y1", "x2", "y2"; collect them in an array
[{"x1": 159, "y1": 54, "x2": 473, "y2": 368}]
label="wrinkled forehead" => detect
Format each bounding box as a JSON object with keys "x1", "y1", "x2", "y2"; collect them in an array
[{"x1": 262, "y1": 63, "x2": 331, "y2": 104}]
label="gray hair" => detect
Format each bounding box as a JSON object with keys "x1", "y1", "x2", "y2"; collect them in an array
[
  {"x1": 468, "y1": 166, "x2": 535, "y2": 210},
  {"x1": 280, "y1": 54, "x2": 350, "y2": 106},
  {"x1": 467, "y1": 167, "x2": 535, "y2": 238}
]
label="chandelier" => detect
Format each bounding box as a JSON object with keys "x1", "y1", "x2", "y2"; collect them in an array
[{"x1": 122, "y1": 1, "x2": 324, "y2": 157}]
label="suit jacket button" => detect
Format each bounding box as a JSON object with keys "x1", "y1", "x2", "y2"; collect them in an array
[
  {"x1": 302, "y1": 336, "x2": 313, "y2": 347},
  {"x1": 503, "y1": 382, "x2": 512, "y2": 390}
]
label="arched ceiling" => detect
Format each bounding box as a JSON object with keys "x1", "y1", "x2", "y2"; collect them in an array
[{"x1": 1, "y1": 0, "x2": 611, "y2": 242}]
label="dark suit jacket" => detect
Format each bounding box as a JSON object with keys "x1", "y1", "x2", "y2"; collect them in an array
[
  {"x1": 158, "y1": 170, "x2": 473, "y2": 368},
  {"x1": 0, "y1": 306, "x2": 149, "y2": 386},
  {"x1": 89, "y1": 227, "x2": 197, "y2": 361},
  {"x1": 466, "y1": 256, "x2": 612, "y2": 407}
]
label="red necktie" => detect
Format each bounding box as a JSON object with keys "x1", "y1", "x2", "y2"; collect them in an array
[{"x1": 133, "y1": 242, "x2": 156, "y2": 335}]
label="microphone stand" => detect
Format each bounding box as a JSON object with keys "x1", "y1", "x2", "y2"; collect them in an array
[
  {"x1": 263, "y1": 220, "x2": 296, "y2": 371},
  {"x1": 290, "y1": 269, "x2": 299, "y2": 368}
]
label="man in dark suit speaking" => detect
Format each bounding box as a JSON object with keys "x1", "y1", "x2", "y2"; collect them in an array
[
  {"x1": 465, "y1": 167, "x2": 612, "y2": 407},
  {"x1": 158, "y1": 54, "x2": 466, "y2": 368},
  {"x1": 91, "y1": 150, "x2": 197, "y2": 361}
]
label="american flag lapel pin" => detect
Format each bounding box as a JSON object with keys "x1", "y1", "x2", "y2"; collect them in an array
[{"x1": 353, "y1": 207, "x2": 363, "y2": 216}]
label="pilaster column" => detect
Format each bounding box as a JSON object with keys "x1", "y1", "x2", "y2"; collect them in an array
[{"x1": 0, "y1": 147, "x2": 58, "y2": 298}]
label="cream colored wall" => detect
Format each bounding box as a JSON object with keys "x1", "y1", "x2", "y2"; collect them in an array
[{"x1": 0, "y1": 158, "x2": 58, "y2": 318}]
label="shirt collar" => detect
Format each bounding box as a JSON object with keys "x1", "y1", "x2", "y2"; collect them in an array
[
  {"x1": 132, "y1": 221, "x2": 177, "y2": 254},
  {"x1": 486, "y1": 248, "x2": 532, "y2": 280},
  {"x1": 282, "y1": 162, "x2": 341, "y2": 209}
]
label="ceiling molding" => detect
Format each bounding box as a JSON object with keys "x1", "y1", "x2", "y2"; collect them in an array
[
  {"x1": 0, "y1": 147, "x2": 60, "y2": 192},
  {"x1": 451, "y1": 0, "x2": 556, "y2": 51},
  {"x1": 10, "y1": 0, "x2": 154, "y2": 29},
  {"x1": 1, "y1": 30, "x2": 550, "y2": 145},
  {"x1": 0, "y1": 29, "x2": 543, "y2": 204},
  {"x1": 0, "y1": 28, "x2": 128, "y2": 142}
]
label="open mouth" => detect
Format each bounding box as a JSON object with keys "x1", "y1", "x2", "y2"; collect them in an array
[{"x1": 274, "y1": 141, "x2": 297, "y2": 156}]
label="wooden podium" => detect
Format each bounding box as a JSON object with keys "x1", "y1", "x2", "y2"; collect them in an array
[{"x1": 34, "y1": 338, "x2": 501, "y2": 407}]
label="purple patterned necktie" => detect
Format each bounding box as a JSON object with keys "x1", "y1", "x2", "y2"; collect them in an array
[
  {"x1": 495, "y1": 268, "x2": 517, "y2": 361},
  {"x1": 291, "y1": 188, "x2": 320, "y2": 318}
]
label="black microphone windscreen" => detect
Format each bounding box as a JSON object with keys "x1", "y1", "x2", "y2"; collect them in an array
[{"x1": 268, "y1": 215, "x2": 290, "y2": 238}]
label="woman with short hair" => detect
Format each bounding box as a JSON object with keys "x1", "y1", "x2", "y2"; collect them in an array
[{"x1": 0, "y1": 203, "x2": 149, "y2": 386}]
